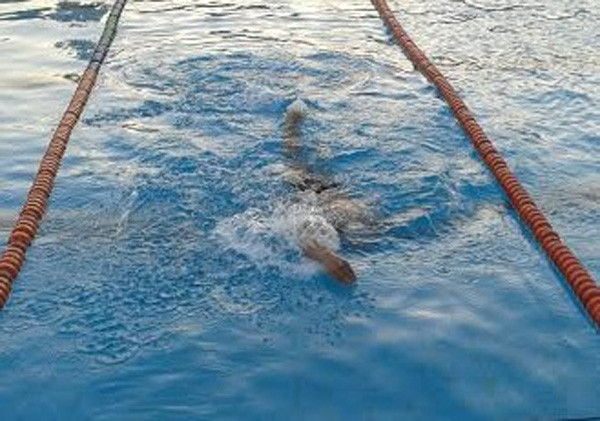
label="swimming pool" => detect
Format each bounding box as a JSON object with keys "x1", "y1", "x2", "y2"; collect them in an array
[{"x1": 0, "y1": 0, "x2": 599, "y2": 419}]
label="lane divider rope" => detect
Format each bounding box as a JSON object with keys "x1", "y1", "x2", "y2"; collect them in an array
[
  {"x1": 370, "y1": 0, "x2": 600, "y2": 329},
  {"x1": 0, "y1": 0, "x2": 128, "y2": 307}
]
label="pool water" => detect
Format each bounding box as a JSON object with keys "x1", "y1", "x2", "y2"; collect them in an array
[{"x1": 0, "y1": 0, "x2": 599, "y2": 419}]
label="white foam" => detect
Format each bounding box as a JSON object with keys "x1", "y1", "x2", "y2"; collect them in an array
[{"x1": 214, "y1": 192, "x2": 340, "y2": 273}]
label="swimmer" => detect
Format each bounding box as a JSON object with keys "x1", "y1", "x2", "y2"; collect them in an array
[{"x1": 281, "y1": 99, "x2": 361, "y2": 284}]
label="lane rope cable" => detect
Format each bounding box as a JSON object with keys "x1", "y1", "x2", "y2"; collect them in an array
[
  {"x1": 370, "y1": 0, "x2": 600, "y2": 329},
  {"x1": 0, "y1": 0, "x2": 128, "y2": 307}
]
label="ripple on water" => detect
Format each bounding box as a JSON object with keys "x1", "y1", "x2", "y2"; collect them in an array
[{"x1": 1, "y1": 0, "x2": 600, "y2": 419}]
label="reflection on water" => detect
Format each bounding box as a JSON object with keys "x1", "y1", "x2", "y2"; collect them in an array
[
  {"x1": 0, "y1": 0, "x2": 599, "y2": 419},
  {"x1": 0, "y1": 1, "x2": 108, "y2": 22}
]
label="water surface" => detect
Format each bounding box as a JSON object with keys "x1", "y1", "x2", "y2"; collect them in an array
[{"x1": 0, "y1": 0, "x2": 599, "y2": 419}]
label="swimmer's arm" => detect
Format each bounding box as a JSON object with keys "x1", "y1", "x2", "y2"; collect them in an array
[{"x1": 301, "y1": 241, "x2": 356, "y2": 284}]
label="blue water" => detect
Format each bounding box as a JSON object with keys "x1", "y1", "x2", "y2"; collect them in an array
[{"x1": 1, "y1": 0, "x2": 599, "y2": 419}]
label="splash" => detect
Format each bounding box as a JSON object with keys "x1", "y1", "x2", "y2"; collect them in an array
[{"x1": 214, "y1": 192, "x2": 341, "y2": 275}]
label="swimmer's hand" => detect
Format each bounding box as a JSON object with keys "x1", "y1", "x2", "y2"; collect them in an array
[{"x1": 302, "y1": 241, "x2": 356, "y2": 284}]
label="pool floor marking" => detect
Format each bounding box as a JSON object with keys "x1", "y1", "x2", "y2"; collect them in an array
[
  {"x1": 370, "y1": 0, "x2": 600, "y2": 329},
  {"x1": 0, "y1": 0, "x2": 128, "y2": 307}
]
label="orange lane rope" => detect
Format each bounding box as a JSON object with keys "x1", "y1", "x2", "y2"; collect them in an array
[
  {"x1": 0, "y1": 0, "x2": 128, "y2": 307},
  {"x1": 370, "y1": 0, "x2": 600, "y2": 329}
]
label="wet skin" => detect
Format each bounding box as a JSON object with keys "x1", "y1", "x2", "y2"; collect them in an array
[
  {"x1": 301, "y1": 240, "x2": 356, "y2": 284},
  {"x1": 283, "y1": 100, "x2": 357, "y2": 284}
]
